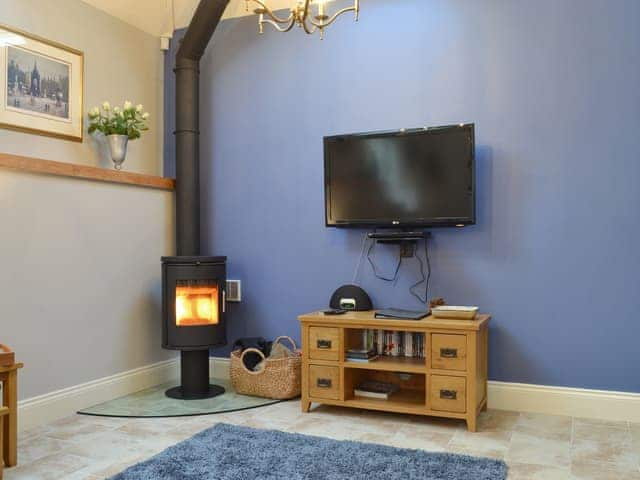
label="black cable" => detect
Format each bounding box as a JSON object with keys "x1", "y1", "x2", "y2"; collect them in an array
[
  {"x1": 409, "y1": 236, "x2": 432, "y2": 305},
  {"x1": 424, "y1": 235, "x2": 432, "y2": 302},
  {"x1": 367, "y1": 239, "x2": 402, "y2": 282},
  {"x1": 409, "y1": 247, "x2": 426, "y2": 304},
  {"x1": 351, "y1": 232, "x2": 369, "y2": 284}
]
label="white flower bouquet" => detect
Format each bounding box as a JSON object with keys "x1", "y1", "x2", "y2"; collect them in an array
[{"x1": 88, "y1": 101, "x2": 150, "y2": 140}]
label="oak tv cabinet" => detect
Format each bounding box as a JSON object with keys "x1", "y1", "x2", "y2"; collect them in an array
[{"x1": 298, "y1": 310, "x2": 490, "y2": 432}]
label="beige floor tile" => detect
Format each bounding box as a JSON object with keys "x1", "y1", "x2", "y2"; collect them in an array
[
  {"x1": 200, "y1": 409, "x2": 257, "y2": 425},
  {"x1": 82, "y1": 452, "x2": 157, "y2": 478},
  {"x1": 10, "y1": 405, "x2": 640, "y2": 478},
  {"x1": 573, "y1": 420, "x2": 632, "y2": 443},
  {"x1": 384, "y1": 426, "x2": 453, "y2": 452},
  {"x1": 307, "y1": 403, "x2": 363, "y2": 419},
  {"x1": 285, "y1": 416, "x2": 377, "y2": 441},
  {"x1": 477, "y1": 409, "x2": 520, "y2": 432},
  {"x1": 348, "y1": 408, "x2": 420, "y2": 428},
  {"x1": 573, "y1": 417, "x2": 629, "y2": 429},
  {"x1": 52, "y1": 414, "x2": 129, "y2": 429},
  {"x1": 17, "y1": 434, "x2": 71, "y2": 464},
  {"x1": 61, "y1": 429, "x2": 152, "y2": 461},
  {"x1": 515, "y1": 412, "x2": 573, "y2": 441},
  {"x1": 630, "y1": 423, "x2": 640, "y2": 452},
  {"x1": 115, "y1": 417, "x2": 192, "y2": 437},
  {"x1": 448, "y1": 445, "x2": 506, "y2": 461},
  {"x1": 334, "y1": 419, "x2": 457, "y2": 453},
  {"x1": 571, "y1": 460, "x2": 640, "y2": 480},
  {"x1": 18, "y1": 425, "x2": 52, "y2": 443},
  {"x1": 44, "y1": 416, "x2": 117, "y2": 443},
  {"x1": 93, "y1": 460, "x2": 149, "y2": 478},
  {"x1": 248, "y1": 402, "x2": 307, "y2": 425},
  {"x1": 241, "y1": 415, "x2": 301, "y2": 431},
  {"x1": 507, "y1": 431, "x2": 571, "y2": 468},
  {"x1": 3, "y1": 453, "x2": 93, "y2": 480},
  {"x1": 571, "y1": 437, "x2": 639, "y2": 471},
  {"x1": 344, "y1": 412, "x2": 406, "y2": 436},
  {"x1": 449, "y1": 427, "x2": 512, "y2": 459},
  {"x1": 58, "y1": 451, "x2": 155, "y2": 479},
  {"x1": 164, "y1": 417, "x2": 217, "y2": 438},
  {"x1": 409, "y1": 414, "x2": 466, "y2": 433},
  {"x1": 506, "y1": 462, "x2": 575, "y2": 480},
  {"x1": 45, "y1": 471, "x2": 103, "y2": 480},
  {"x1": 288, "y1": 410, "x2": 455, "y2": 452}
]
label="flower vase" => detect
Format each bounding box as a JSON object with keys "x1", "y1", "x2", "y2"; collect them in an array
[{"x1": 107, "y1": 134, "x2": 129, "y2": 170}]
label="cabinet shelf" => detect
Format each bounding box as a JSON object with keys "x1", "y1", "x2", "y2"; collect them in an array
[
  {"x1": 345, "y1": 389, "x2": 426, "y2": 414},
  {"x1": 344, "y1": 356, "x2": 426, "y2": 373}
]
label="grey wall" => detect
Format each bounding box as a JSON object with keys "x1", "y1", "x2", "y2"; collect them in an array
[
  {"x1": 1, "y1": 0, "x2": 175, "y2": 400},
  {"x1": 1, "y1": 0, "x2": 164, "y2": 176}
]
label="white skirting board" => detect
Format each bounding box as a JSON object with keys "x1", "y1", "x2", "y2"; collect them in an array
[
  {"x1": 17, "y1": 358, "x2": 180, "y2": 432},
  {"x1": 17, "y1": 356, "x2": 640, "y2": 431},
  {"x1": 487, "y1": 380, "x2": 640, "y2": 423}
]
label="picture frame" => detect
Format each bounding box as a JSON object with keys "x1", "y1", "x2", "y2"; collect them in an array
[{"x1": 0, "y1": 24, "x2": 84, "y2": 142}]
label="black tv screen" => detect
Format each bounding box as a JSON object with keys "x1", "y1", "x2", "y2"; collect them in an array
[{"x1": 324, "y1": 124, "x2": 475, "y2": 228}]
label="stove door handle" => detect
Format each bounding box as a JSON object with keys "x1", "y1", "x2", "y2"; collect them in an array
[{"x1": 223, "y1": 289, "x2": 226, "y2": 313}]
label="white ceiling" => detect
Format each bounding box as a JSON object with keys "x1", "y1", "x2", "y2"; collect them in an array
[{"x1": 79, "y1": 0, "x2": 296, "y2": 37}]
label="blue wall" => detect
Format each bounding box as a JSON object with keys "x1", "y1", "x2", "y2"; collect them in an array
[{"x1": 165, "y1": 0, "x2": 640, "y2": 392}]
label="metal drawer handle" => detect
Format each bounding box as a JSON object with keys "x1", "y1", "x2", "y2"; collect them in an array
[
  {"x1": 440, "y1": 389, "x2": 457, "y2": 400},
  {"x1": 317, "y1": 339, "x2": 332, "y2": 349},
  {"x1": 317, "y1": 378, "x2": 332, "y2": 388},
  {"x1": 440, "y1": 348, "x2": 458, "y2": 358}
]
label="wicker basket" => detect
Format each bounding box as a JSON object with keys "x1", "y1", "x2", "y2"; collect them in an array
[{"x1": 230, "y1": 336, "x2": 302, "y2": 400}]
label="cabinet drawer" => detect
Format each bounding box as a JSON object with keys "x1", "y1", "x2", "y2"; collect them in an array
[
  {"x1": 309, "y1": 327, "x2": 340, "y2": 361},
  {"x1": 430, "y1": 375, "x2": 466, "y2": 413},
  {"x1": 309, "y1": 365, "x2": 340, "y2": 400},
  {"x1": 431, "y1": 334, "x2": 467, "y2": 371}
]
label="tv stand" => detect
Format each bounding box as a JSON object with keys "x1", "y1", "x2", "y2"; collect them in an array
[{"x1": 298, "y1": 310, "x2": 490, "y2": 432}]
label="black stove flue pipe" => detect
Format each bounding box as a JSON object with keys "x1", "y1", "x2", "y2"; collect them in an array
[
  {"x1": 169, "y1": 0, "x2": 230, "y2": 400},
  {"x1": 175, "y1": 0, "x2": 230, "y2": 256}
]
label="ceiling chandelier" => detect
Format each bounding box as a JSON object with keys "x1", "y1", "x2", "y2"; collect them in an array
[{"x1": 245, "y1": 0, "x2": 359, "y2": 39}]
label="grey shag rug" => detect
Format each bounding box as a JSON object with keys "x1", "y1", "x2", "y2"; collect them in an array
[{"x1": 109, "y1": 423, "x2": 507, "y2": 480}]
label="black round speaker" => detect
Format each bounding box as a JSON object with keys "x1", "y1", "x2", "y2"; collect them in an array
[{"x1": 329, "y1": 284, "x2": 373, "y2": 311}]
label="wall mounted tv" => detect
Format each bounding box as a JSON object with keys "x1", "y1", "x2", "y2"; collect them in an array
[{"x1": 324, "y1": 124, "x2": 475, "y2": 228}]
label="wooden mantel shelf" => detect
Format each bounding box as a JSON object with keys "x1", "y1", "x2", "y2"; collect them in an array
[{"x1": 0, "y1": 153, "x2": 175, "y2": 191}]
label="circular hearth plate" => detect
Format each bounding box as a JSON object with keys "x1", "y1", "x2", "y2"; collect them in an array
[{"x1": 77, "y1": 378, "x2": 282, "y2": 418}]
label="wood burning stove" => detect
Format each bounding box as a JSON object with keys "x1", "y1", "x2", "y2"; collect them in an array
[
  {"x1": 162, "y1": 256, "x2": 226, "y2": 399},
  {"x1": 166, "y1": 0, "x2": 231, "y2": 401}
]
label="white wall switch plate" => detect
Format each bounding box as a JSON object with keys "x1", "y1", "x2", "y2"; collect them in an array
[{"x1": 226, "y1": 280, "x2": 241, "y2": 302}]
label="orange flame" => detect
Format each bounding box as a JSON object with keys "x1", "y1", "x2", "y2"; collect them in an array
[{"x1": 175, "y1": 286, "x2": 219, "y2": 326}]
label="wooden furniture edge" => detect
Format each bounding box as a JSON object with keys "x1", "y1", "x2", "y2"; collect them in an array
[
  {"x1": 0, "y1": 363, "x2": 19, "y2": 468},
  {"x1": 0, "y1": 153, "x2": 175, "y2": 191},
  {"x1": 298, "y1": 311, "x2": 490, "y2": 331},
  {"x1": 0, "y1": 364, "x2": 23, "y2": 374},
  {"x1": 0, "y1": 407, "x2": 6, "y2": 479},
  {"x1": 298, "y1": 312, "x2": 490, "y2": 432}
]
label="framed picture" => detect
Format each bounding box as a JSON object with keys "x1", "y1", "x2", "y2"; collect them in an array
[{"x1": 0, "y1": 24, "x2": 83, "y2": 142}]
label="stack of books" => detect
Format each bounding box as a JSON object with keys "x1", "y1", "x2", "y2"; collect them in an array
[
  {"x1": 371, "y1": 330, "x2": 425, "y2": 358},
  {"x1": 354, "y1": 380, "x2": 400, "y2": 400},
  {"x1": 346, "y1": 348, "x2": 378, "y2": 363}
]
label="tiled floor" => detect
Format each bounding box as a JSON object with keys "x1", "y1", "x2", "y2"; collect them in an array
[{"x1": 5, "y1": 402, "x2": 640, "y2": 479}]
